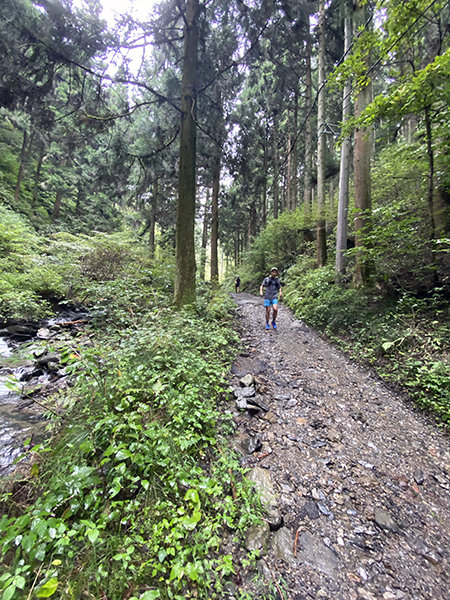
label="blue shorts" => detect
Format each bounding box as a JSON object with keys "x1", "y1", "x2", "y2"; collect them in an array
[{"x1": 264, "y1": 298, "x2": 278, "y2": 307}]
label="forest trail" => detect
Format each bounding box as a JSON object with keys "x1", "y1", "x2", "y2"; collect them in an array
[{"x1": 229, "y1": 293, "x2": 449, "y2": 600}]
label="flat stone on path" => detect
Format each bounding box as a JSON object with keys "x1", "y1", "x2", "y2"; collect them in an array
[{"x1": 296, "y1": 530, "x2": 341, "y2": 577}]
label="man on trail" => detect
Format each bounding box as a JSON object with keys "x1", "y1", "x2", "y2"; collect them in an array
[
  {"x1": 235, "y1": 276, "x2": 241, "y2": 293},
  {"x1": 260, "y1": 267, "x2": 282, "y2": 330}
]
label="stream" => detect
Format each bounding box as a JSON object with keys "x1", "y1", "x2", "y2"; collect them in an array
[
  {"x1": 0, "y1": 338, "x2": 42, "y2": 475},
  {"x1": 0, "y1": 310, "x2": 88, "y2": 476}
]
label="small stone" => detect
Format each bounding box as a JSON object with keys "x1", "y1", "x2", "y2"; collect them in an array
[
  {"x1": 317, "y1": 503, "x2": 334, "y2": 519},
  {"x1": 247, "y1": 396, "x2": 269, "y2": 412},
  {"x1": 240, "y1": 374, "x2": 254, "y2": 387},
  {"x1": 300, "y1": 500, "x2": 320, "y2": 520},
  {"x1": 337, "y1": 536, "x2": 345, "y2": 546},
  {"x1": 296, "y1": 530, "x2": 341, "y2": 577},
  {"x1": 236, "y1": 398, "x2": 248, "y2": 410},
  {"x1": 264, "y1": 411, "x2": 278, "y2": 424},
  {"x1": 413, "y1": 468, "x2": 424, "y2": 485},
  {"x1": 326, "y1": 429, "x2": 341, "y2": 443},
  {"x1": 271, "y1": 527, "x2": 295, "y2": 562},
  {"x1": 285, "y1": 399, "x2": 298, "y2": 408},
  {"x1": 274, "y1": 394, "x2": 291, "y2": 401},
  {"x1": 234, "y1": 386, "x2": 255, "y2": 398},
  {"x1": 357, "y1": 566, "x2": 369, "y2": 581},
  {"x1": 374, "y1": 508, "x2": 401, "y2": 534},
  {"x1": 311, "y1": 488, "x2": 325, "y2": 501},
  {"x1": 36, "y1": 328, "x2": 51, "y2": 339},
  {"x1": 245, "y1": 522, "x2": 270, "y2": 553}
]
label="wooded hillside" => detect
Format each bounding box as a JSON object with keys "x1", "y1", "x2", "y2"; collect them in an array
[{"x1": 0, "y1": 1, "x2": 449, "y2": 598}]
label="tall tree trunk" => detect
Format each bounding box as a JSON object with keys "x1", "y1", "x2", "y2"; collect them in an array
[
  {"x1": 52, "y1": 190, "x2": 63, "y2": 220},
  {"x1": 424, "y1": 105, "x2": 449, "y2": 283},
  {"x1": 335, "y1": 1, "x2": 352, "y2": 280},
  {"x1": 174, "y1": 0, "x2": 199, "y2": 307},
  {"x1": 199, "y1": 188, "x2": 210, "y2": 280},
  {"x1": 353, "y1": 1, "x2": 373, "y2": 287},
  {"x1": 149, "y1": 179, "x2": 158, "y2": 258},
  {"x1": 210, "y1": 146, "x2": 221, "y2": 284},
  {"x1": 291, "y1": 90, "x2": 299, "y2": 210},
  {"x1": 273, "y1": 108, "x2": 279, "y2": 219},
  {"x1": 52, "y1": 157, "x2": 67, "y2": 221},
  {"x1": 316, "y1": 0, "x2": 327, "y2": 267},
  {"x1": 31, "y1": 144, "x2": 44, "y2": 214},
  {"x1": 14, "y1": 129, "x2": 29, "y2": 204},
  {"x1": 303, "y1": 40, "x2": 313, "y2": 218},
  {"x1": 262, "y1": 138, "x2": 268, "y2": 227},
  {"x1": 285, "y1": 115, "x2": 291, "y2": 212}
]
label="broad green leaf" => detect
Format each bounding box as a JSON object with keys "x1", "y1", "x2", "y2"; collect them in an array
[
  {"x1": 36, "y1": 578, "x2": 58, "y2": 597},
  {"x1": 2, "y1": 585, "x2": 16, "y2": 600},
  {"x1": 87, "y1": 529, "x2": 99, "y2": 544},
  {"x1": 139, "y1": 591, "x2": 160, "y2": 600}
]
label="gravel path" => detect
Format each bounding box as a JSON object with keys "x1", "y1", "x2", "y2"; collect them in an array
[{"x1": 229, "y1": 293, "x2": 449, "y2": 600}]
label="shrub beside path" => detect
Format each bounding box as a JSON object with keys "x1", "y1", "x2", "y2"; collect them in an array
[{"x1": 229, "y1": 293, "x2": 449, "y2": 600}]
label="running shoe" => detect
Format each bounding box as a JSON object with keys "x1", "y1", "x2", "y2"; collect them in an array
[
  {"x1": 272, "y1": 321, "x2": 277, "y2": 330},
  {"x1": 265, "y1": 323, "x2": 270, "y2": 330}
]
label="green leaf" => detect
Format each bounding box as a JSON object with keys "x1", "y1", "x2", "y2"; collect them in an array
[
  {"x1": 139, "y1": 591, "x2": 160, "y2": 600},
  {"x1": 36, "y1": 578, "x2": 58, "y2": 597},
  {"x1": 87, "y1": 529, "x2": 99, "y2": 544},
  {"x1": 12, "y1": 577, "x2": 25, "y2": 590},
  {"x1": 381, "y1": 341, "x2": 396, "y2": 352},
  {"x1": 2, "y1": 585, "x2": 16, "y2": 600}
]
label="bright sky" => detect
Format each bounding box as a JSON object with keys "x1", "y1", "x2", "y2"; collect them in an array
[{"x1": 101, "y1": 0, "x2": 157, "y2": 25}]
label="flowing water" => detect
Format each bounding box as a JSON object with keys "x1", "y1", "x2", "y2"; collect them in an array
[
  {"x1": 0, "y1": 337, "x2": 47, "y2": 475},
  {"x1": 0, "y1": 310, "x2": 88, "y2": 475}
]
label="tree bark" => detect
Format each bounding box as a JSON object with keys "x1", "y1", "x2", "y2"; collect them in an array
[
  {"x1": 291, "y1": 90, "x2": 299, "y2": 210},
  {"x1": 199, "y1": 188, "x2": 210, "y2": 280},
  {"x1": 210, "y1": 146, "x2": 221, "y2": 284},
  {"x1": 14, "y1": 129, "x2": 29, "y2": 204},
  {"x1": 273, "y1": 108, "x2": 280, "y2": 219},
  {"x1": 335, "y1": 1, "x2": 352, "y2": 280},
  {"x1": 149, "y1": 179, "x2": 158, "y2": 258},
  {"x1": 303, "y1": 41, "x2": 313, "y2": 218},
  {"x1": 353, "y1": 1, "x2": 373, "y2": 287},
  {"x1": 31, "y1": 144, "x2": 44, "y2": 214},
  {"x1": 285, "y1": 127, "x2": 291, "y2": 213},
  {"x1": 174, "y1": 0, "x2": 199, "y2": 307},
  {"x1": 316, "y1": 0, "x2": 327, "y2": 267}
]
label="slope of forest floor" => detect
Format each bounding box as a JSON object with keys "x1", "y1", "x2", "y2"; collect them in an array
[{"x1": 228, "y1": 293, "x2": 449, "y2": 600}]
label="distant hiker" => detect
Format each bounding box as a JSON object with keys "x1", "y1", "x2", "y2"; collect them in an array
[
  {"x1": 235, "y1": 276, "x2": 241, "y2": 293},
  {"x1": 260, "y1": 267, "x2": 282, "y2": 330}
]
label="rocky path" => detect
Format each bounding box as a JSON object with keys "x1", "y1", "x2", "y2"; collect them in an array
[{"x1": 228, "y1": 293, "x2": 449, "y2": 600}]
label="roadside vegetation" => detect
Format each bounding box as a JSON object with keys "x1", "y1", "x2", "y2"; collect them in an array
[{"x1": 0, "y1": 223, "x2": 260, "y2": 600}]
